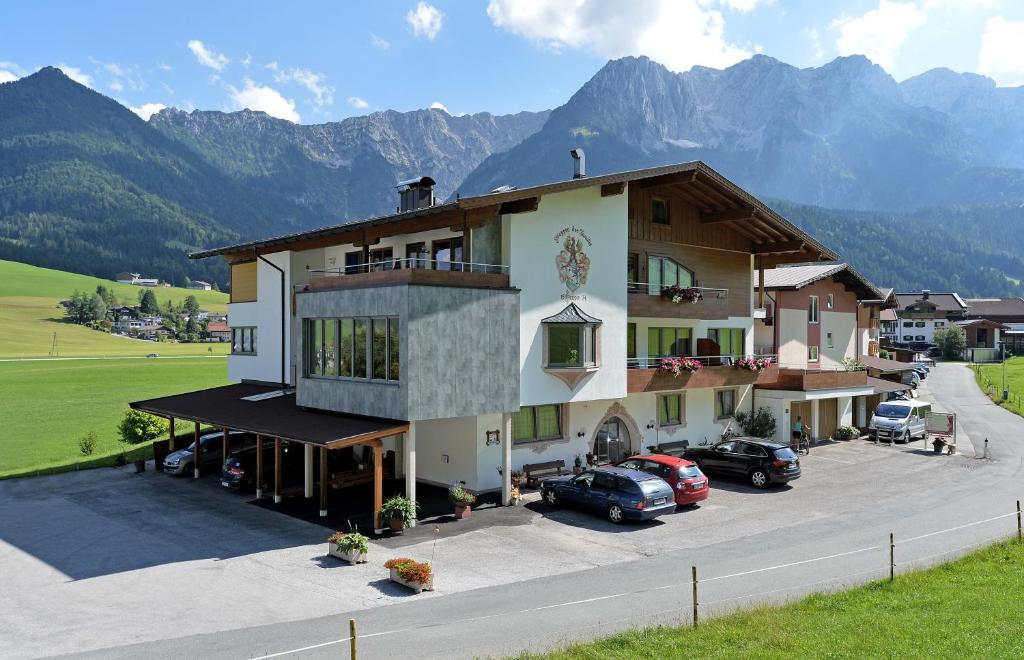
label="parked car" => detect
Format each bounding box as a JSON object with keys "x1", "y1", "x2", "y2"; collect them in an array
[
  {"x1": 163, "y1": 431, "x2": 255, "y2": 475},
  {"x1": 869, "y1": 399, "x2": 933, "y2": 443},
  {"x1": 540, "y1": 466, "x2": 676, "y2": 524},
  {"x1": 927, "y1": 346, "x2": 942, "y2": 358},
  {"x1": 615, "y1": 454, "x2": 709, "y2": 506},
  {"x1": 221, "y1": 440, "x2": 304, "y2": 490},
  {"x1": 682, "y1": 438, "x2": 801, "y2": 488}
]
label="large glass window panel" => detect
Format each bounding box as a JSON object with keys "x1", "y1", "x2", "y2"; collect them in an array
[
  {"x1": 627, "y1": 323, "x2": 636, "y2": 360},
  {"x1": 659, "y1": 394, "x2": 682, "y2": 426},
  {"x1": 512, "y1": 408, "x2": 535, "y2": 441},
  {"x1": 548, "y1": 325, "x2": 582, "y2": 366},
  {"x1": 354, "y1": 320, "x2": 368, "y2": 378},
  {"x1": 388, "y1": 318, "x2": 400, "y2": 381},
  {"x1": 323, "y1": 319, "x2": 337, "y2": 376},
  {"x1": 647, "y1": 256, "x2": 662, "y2": 295},
  {"x1": 339, "y1": 319, "x2": 354, "y2": 377},
  {"x1": 313, "y1": 319, "x2": 324, "y2": 375},
  {"x1": 536, "y1": 405, "x2": 562, "y2": 439},
  {"x1": 372, "y1": 318, "x2": 387, "y2": 379}
]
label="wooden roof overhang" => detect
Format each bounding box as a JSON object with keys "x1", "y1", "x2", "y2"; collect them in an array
[
  {"x1": 190, "y1": 161, "x2": 836, "y2": 266},
  {"x1": 130, "y1": 383, "x2": 408, "y2": 449}
]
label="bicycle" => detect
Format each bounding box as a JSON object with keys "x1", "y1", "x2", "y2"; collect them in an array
[{"x1": 793, "y1": 429, "x2": 810, "y2": 455}]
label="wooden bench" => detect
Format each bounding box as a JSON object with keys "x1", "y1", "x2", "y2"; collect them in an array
[
  {"x1": 523, "y1": 460, "x2": 566, "y2": 487},
  {"x1": 652, "y1": 440, "x2": 689, "y2": 456}
]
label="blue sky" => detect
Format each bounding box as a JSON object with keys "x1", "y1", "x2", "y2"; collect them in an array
[{"x1": 2, "y1": 1, "x2": 1023, "y2": 123}]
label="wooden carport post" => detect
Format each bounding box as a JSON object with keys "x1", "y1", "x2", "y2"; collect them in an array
[
  {"x1": 255, "y1": 435, "x2": 264, "y2": 499},
  {"x1": 373, "y1": 440, "x2": 383, "y2": 534},
  {"x1": 319, "y1": 446, "x2": 328, "y2": 517},
  {"x1": 222, "y1": 428, "x2": 229, "y2": 467},
  {"x1": 193, "y1": 421, "x2": 200, "y2": 479},
  {"x1": 274, "y1": 437, "x2": 282, "y2": 504},
  {"x1": 168, "y1": 417, "x2": 175, "y2": 451}
]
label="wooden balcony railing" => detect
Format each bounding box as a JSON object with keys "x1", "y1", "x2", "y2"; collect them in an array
[
  {"x1": 626, "y1": 355, "x2": 779, "y2": 393},
  {"x1": 755, "y1": 367, "x2": 868, "y2": 392},
  {"x1": 301, "y1": 259, "x2": 511, "y2": 292}
]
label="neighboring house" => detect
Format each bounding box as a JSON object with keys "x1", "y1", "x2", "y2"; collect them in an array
[
  {"x1": 206, "y1": 320, "x2": 231, "y2": 342},
  {"x1": 189, "y1": 280, "x2": 213, "y2": 291},
  {"x1": 892, "y1": 291, "x2": 968, "y2": 345},
  {"x1": 111, "y1": 305, "x2": 139, "y2": 320},
  {"x1": 112, "y1": 319, "x2": 144, "y2": 334},
  {"x1": 130, "y1": 159, "x2": 837, "y2": 527},
  {"x1": 954, "y1": 319, "x2": 1008, "y2": 362},
  {"x1": 115, "y1": 272, "x2": 141, "y2": 284},
  {"x1": 206, "y1": 312, "x2": 227, "y2": 323},
  {"x1": 963, "y1": 298, "x2": 1024, "y2": 355},
  {"x1": 752, "y1": 263, "x2": 897, "y2": 442}
]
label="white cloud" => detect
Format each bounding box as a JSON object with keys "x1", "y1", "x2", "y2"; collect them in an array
[
  {"x1": 371, "y1": 33, "x2": 391, "y2": 50},
  {"x1": 978, "y1": 16, "x2": 1024, "y2": 86},
  {"x1": 830, "y1": 1, "x2": 926, "y2": 70},
  {"x1": 265, "y1": 61, "x2": 280, "y2": 72},
  {"x1": 407, "y1": 1, "x2": 443, "y2": 40},
  {"x1": 187, "y1": 39, "x2": 229, "y2": 71},
  {"x1": 108, "y1": 79, "x2": 124, "y2": 92},
  {"x1": 429, "y1": 101, "x2": 449, "y2": 113},
  {"x1": 273, "y1": 67, "x2": 334, "y2": 107},
  {"x1": 347, "y1": 96, "x2": 369, "y2": 109},
  {"x1": 58, "y1": 64, "x2": 93, "y2": 88},
  {"x1": 0, "y1": 62, "x2": 21, "y2": 83},
  {"x1": 128, "y1": 102, "x2": 167, "y2": 120},
  {"x1": 924, "y1": 0, "x2": 998, "y2": 9},
  {"x1": 228, "y1": 78, "x2": 300, "y2": 123},
  {"x1": 486, "y1": 0, "x2": 755, "y2": 72},
  {"x1": 719, "y1": 0, "x2": 772, "y2": 12},
  {"x1": 158, "y1": 62, "x2": 172, "y2": 72},
  {"x1": 802, "y1": 26, "x2": 825, "y2": 61},
  {"x1": 241, "y1": 53, "x2": 253, "y2": 67},
  {"x1": 0, "y1": 70, "x2": 17, "y2": 83}
]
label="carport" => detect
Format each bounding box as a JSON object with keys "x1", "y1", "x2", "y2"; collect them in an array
[{"x1": 130, "y1": 383, "x2": 408, "y2": 532}]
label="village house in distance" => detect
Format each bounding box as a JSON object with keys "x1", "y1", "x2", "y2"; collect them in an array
[{"x1": 131, "y1": 156, "x2": 907, "y2": 529}]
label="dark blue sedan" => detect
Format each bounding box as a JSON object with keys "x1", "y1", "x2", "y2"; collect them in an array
[{"x1": 540, "y1": 466, "x2": 676, "y2": 524}]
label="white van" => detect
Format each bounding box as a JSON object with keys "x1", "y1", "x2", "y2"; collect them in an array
[{"x1": 870, "y1": 399, "x2": 932, "y2": 443}]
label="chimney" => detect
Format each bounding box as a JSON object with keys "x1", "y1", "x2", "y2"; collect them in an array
[
  {"x1": 570, "y1": 148, "x2": 586, "y2": 179},
  {"x1": 395, "y1": 176, "x2": 436, "y2": 213},
  {"x1": 921, "y1": 289, "x2": 930, "y2": 300}
]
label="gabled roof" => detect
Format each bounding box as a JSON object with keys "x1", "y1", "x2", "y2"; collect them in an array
[
  {"x1": 189, "y1": 161, "x2": 837, "y2": 263},
  {"x1": 541, "y1": 303, "x2": 601, "y2": 324},
  {"x1": 964, "y1": 298, "x2": 1024, "y2": 318},
  {"x1": 895, "y1": 292, "x2": 967, "y2": 313},
  {"x1": 757, "y1": 263, "x2": 881, "y2": 300},
  {"x1": 953, "y1": 318, "x2": 1009, "y2": 329}
]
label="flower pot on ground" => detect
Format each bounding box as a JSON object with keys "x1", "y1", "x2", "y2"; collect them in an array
[
  {"x1": 327, "y1": 531, "x2": 369, "y2": 564},
  {"x1": 133, "y1": 459, "x2": 146, "y2": 473},
  {"x1": 380, "y1": 495, "x2": 418, "y2": 534},
  {"x1": 384, "y1": 558, "x2": 433, "y2": 593},
  {"x1": 449, "y1": 483, "x2": 476, "y2": 520},
  {"x1": 932, "y1": 438, "x2": 946, "y2": 453}
]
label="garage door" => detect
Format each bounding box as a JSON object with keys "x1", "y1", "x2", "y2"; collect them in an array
[
  {"x1": 791, "y1": 401, "x2": 812, "y2": 443},
  {"x1": 819, "y1": 398, "x2": 838, "y2": 440}
]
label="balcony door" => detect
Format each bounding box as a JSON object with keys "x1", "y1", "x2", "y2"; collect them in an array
[{"x1": 433, "y1": 237, "x2": 464, "y2": 271}]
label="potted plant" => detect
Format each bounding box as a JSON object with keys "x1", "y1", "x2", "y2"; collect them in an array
[
  {"x1": 932, "y1": 437, "x2": 946, "y2": 453},
  {"x1": 659, "y1": 356, "x2": 703, "y2": 376},
  {"x1": 573, "y1": 454, "x2": 583, "y2": 474},
  {"x1": 449, "y1": 483, "x2": 476, "y2": 520},
  {"x1": 384, "y1": 557, "x2": 433, "y2": 593},
  {"x1": 380, "y1": 495, "x2": 417, "y2": 534},
  {"x1": 327, "y1": 531, "x2": 369, "y2": 564},
  {"x1": 660, "y1": 285, "x2": 703, "y2": 304},
  {"x1": 586, "y1": 452, "x2": 596, "y2": 467},
  {"x1": 735, "y1": 356, "x2": 773, "y2": 372}
]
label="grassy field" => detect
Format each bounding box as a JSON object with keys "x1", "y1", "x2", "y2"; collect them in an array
[
  {"x1": 525, "y1": 541, "x2": 1024, "y2": 659},
  {"x1": 0, "y1": 358, "x2": 229, "y2": 478},
  {"x1": 0, "y1": 259, "x2": 229, "y2": 358},
  {"x1": 972, "y1": 357, "x2": 1024, "y2": 417}
]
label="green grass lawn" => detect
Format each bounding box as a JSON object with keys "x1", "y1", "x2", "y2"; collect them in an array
[
  {"x1": 524, "y1": 541, "x2": 1024, "y2": 659},
  {"x1": 0, "y1": 259, "x2": 229, "y2": 358},
  {"x1": 972, "y1": 357, "x2": 1024, "y2": 417},
  {"x1": 0, "y1": 358, "x2": 229, "y2": 478}
]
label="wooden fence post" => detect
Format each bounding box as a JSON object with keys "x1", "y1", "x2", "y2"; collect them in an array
[
  {"x1": 1017, "y1": 501, "x2": 1022, "y2": 542},
  {"x1": 349, "y1": 618, "x2": 357, "y2": 660},
  {"x1": 889, "y1": 532, "x2": 895, "y2": 582},
  {"x1": 692, "y1": 565, "x2": 699, "y2": 627}
]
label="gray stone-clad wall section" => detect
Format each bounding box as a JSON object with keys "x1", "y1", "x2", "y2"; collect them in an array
[
  {"x1": 295, "y1": 286, "x2": 410, "y2": 420},
  {"x1": 470, "y1": 216, "x2": 502, "y2": 268},
  {"x1": 294, "y1": 284, "x2": 519, "y2": 421},
  {"x1": 406, "y1": 286, "x2": 520, "y2": 419}
]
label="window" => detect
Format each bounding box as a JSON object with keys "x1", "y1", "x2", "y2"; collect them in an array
[
  {"x1": 915, "y1": 321, "x2": 926, "y2": 328},
  {"x1": 934, "y1": 321, "x2": 945, "y2": 328},
  {"x1": 369, "y1": 247, "x2": 394, "y2": 272},
  {"x1": 229, "y1": 262, "x2": 257, "y2": 303},
  {"x1": 651, "y1": 197, "x2": 670, "y2": 225},
  {"x1": 647, "y1": 255, "x2": 693, "y2": 296},
  {"x1": 915, "y1": 335, "x2": 926, "y2": 341},
  {"x1": 708, "y1": 328, "x2": 744, "y2": 359},
  {"x1": 903, "y1": 335, "x2": 914, "y2": 341},
  {"x1": 648, "y1": 327, "x2": 692, "y2": 359},
  {"x1": 903, "y1": 321, "x2": 914, "y2": 328},
  {"x1": 547, "y1": 324, "x2": 597, "y2": 367},
  {"x1": 512, "y1": 405, "x2": 563, "y2": 444},
  {"x1": 658, "y1": 393, "x2": 683, "y2": 426},
  {"x1": 305, "y1": 317, "x2": 399, "y2": 382},
  {"x1": 406, "y1": 242, "x2": 428, "y2": 269},
  {"x1": 977, "y1": 328, "x2": 988, "y2": 344},
  {"x1": 808, "y1": 345, "x2": 819, "y2": 362},
  {"x1": 627, "y1": 323, "x2": 636, "y2": 360},
  {"x1": 231, "y1": 327, "x2": 257, "y2": 355},
  {"x1": 826, "y1": 332, "x2": 833, "y2": 349},
  {"x1": 432, "y1": 237, "x2": 463, "y2": 271},
  {"x1": 827, "y1": 293, "x2": 834, "y2": 309},
  {"x1": 344, "y1": 251, "x2": 363, "y2": 274},
  {"x1": 627, "y1": 252, "x2": 639, "y2": 290},
  {"x1": 714, "y1": 389, "x2": 736, "y2": 420},
  {"x1": 808, "y1": 296, "x2": 819, "y2": 324}
]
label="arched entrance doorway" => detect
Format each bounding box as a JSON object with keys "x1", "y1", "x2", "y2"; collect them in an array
[{"x1": 593, "y1": 416, "x2": 631, "y2": 464}]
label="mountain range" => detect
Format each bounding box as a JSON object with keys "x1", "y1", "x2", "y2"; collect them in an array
[{"x1": 2, "y1": 56, "x2": 1024, "y2": 296}]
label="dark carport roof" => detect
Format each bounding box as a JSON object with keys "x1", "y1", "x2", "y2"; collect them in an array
[
  {"x1": 867, "y1": 376, "x2": 912, "y2": 394},
  {"x1": 130, "y1": 383, "x2": 408, "y2": 448}
]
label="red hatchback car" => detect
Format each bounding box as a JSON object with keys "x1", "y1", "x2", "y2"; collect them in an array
[{"x1": 615, "y1": 454, "x2": 709, "y2": 506}]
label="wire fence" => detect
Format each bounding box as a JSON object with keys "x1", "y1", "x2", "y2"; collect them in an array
[
  {"x1": 250, "y1": 501, "x2": 1024, "y2": 660},
  {"x1": 971, "y1": 363, "x2": 1024, "y2": 416}
]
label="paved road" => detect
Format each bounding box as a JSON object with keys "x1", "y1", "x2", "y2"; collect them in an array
[{"x1": 57, "y1": 363, "x2": 1024, "y2": 660}]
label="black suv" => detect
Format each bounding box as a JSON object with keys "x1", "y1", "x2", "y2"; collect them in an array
[
  {"x1": 221, "y1": 441, "x2": 305, "y2": 490},
  {"x1": 682, "y1": 437, "x2": 800, "y2": 488}
]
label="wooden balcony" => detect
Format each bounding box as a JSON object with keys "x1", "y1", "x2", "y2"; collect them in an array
[
  {"x1": 755, "y1": 367, "x2": 868, "y2": 392},
  {"x1": 627, "y1": 283, "x2": 739, "y2": 321},
  {"x1": 302, "y1": 263, "x2": 511, "y2": 293},
  {"x1": 626, "y1": 362, "x2": 779, "y2": 393}
]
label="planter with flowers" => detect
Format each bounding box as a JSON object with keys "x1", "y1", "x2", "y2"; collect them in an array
[
  {"x1": 659, "y1": 356, "x2": 705, "y2": 377},
  {"x1": 380, "y1": 495, "x2": 418, "y2": 534},
  {"x1": 660, "y1": 285, "x2": 703, "y2": 305},
  {"x1": 735, "y1": 356, "x2": 773, "y2": 372},
  {"x1": 449, "y1": 483, "x2": 476, "y2": 520},
  {"x1": 384, "y1": 557, "x2": 434, "y2": 593},
  {"x1": 327, "y1": 531, "x2": 369, "y2": 564}
]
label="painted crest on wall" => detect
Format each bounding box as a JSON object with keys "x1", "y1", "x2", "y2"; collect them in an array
[{"x1": 554, "y1": 226, "x2": 593, "y2": 294}]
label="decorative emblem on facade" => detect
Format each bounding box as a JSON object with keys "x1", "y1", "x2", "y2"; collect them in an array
[{"x1": 555, "y1": 227, "x2": 592, "y2": 294}]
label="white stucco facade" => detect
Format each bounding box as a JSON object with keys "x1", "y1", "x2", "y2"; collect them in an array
[{"x1": 226, "y1": 252, "x2": 293, "y2": 385}]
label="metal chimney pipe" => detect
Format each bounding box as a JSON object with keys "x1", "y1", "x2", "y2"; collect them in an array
[{"x1": 570, "y1": 148, "x2": 586, "y2": 179}]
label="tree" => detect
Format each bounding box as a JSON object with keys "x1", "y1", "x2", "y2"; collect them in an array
[
  {"x1": 184, "y1": 316, "x2": 199, "y2": 341},
  {"x1": 64, "y1": 290, "x2": 92, "y2": 324},
  {"x1": 734, "y1": 407, "x2": 777, "y2": 439},
  {"x1": 934, "y1": 325, "x2": 967, "y2": 360},
  {"x1": 96, "y1": 284, "x2": 117, "y2": 312},
  {"x1": 139, "y1": 289, "x2": 159, "y2": 315},
  {"x1": 183, "y1": 295, "x2": 201, "y2": 319},
  {"x1": 89, "y1": 292, "x2": 107, "y2": 322},
  {"x1": 117, "y1": 409, "x2": 168, "y2": 446}
]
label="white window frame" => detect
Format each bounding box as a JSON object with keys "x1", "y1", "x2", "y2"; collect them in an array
[
  {"x1": 808, "y1": 296, "x2": 819, "y2": 324},
  {"x1": 808, "y1": 345, "x2": 819, "y2": 362},
  {"x1": 826, "y1": 332, "x2": 834, "y2": 349},
  {"x1": 827, "y1": 293, "x2": 834, "y2": 309},
  {"x1": 714, "y1": 388, "x2": 737, "y2": 421}
]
